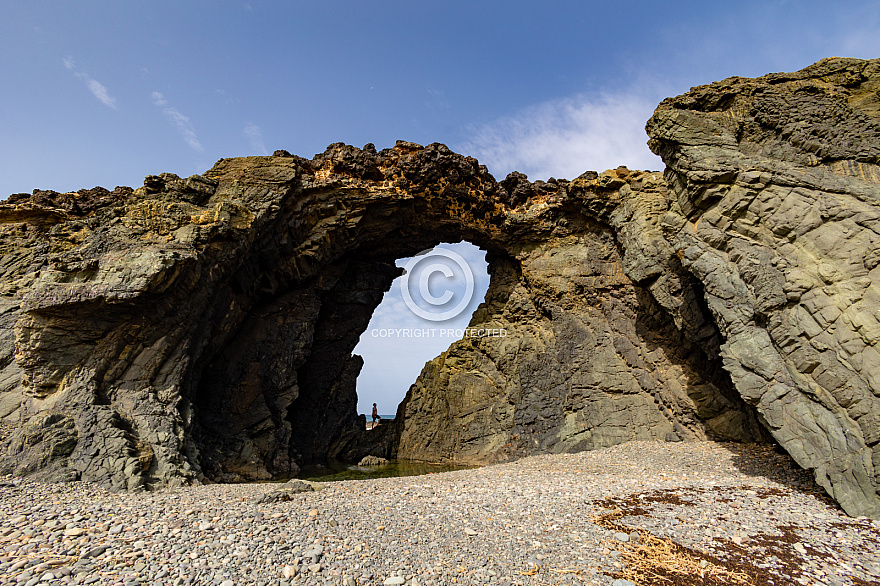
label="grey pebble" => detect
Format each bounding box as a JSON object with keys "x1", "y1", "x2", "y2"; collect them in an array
[{"x1": 0, "y1": 442, "x2": 876, "y2": 586}]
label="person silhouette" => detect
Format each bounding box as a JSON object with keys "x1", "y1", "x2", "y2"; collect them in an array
[{"x1": 372, "y1": 403, "x2": 378, "y2": 428}]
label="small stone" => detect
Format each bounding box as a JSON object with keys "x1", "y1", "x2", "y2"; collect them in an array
[
  {"x1": 63, "y1": 528, "x2": 86, "y2": 537},
  {"x1": 612, "y1": 580, "x2": 637, "y2": 586},
  {"x1": 308, "y1": 510, "x2": 319, "y2": 517},
  {"x1": 282, "y1": 565, "x2": 297, "y2": 578},
  {"x1": 83, "y1": 545, "x2": 109, "y2": 558},
  {"x1": 614, "y1": 532, "x2": 629, "y2": 542},
  {"x1": 383, "y1": 577, "x2": 405, "y2": 586},
  {"x1": 308, "y1": 563, "x2": 321, "y2": 573},
  {"x1": 464, "y1": 527, "x2": 478, "y2": 536},
  {"x1": 219, "y1": 581, "x2": 234, "y2": 586}
]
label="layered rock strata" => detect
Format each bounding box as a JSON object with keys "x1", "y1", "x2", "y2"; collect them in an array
[
  {"x1": 394, "y1": 167, "x2": 766, "y2": 464},
  {"x1": 638, "y1": 57, "x2": 880, "y2": 518},
  {"x1": 0, "y1": 57, "x2": 877, "y2": 518}
]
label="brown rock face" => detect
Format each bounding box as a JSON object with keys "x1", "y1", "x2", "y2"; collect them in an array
[{"x1": 0, "y1": 58, "x2": 878, "y2": 518}]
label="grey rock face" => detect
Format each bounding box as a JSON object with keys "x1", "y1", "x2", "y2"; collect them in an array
[
  {"x1": 0, "y1": 142, "x2": 762, "y2": 496},
  {"x1": 396, "y1": 168, "x2": 765, "y2": 465},
  {"x1": 641, "y1": 57, "x2": 880, "y2": 518}
]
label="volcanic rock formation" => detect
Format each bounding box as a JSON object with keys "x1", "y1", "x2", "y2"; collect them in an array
[{"x1": 0, "y1": 57, "x2": 878, "y2": 518}]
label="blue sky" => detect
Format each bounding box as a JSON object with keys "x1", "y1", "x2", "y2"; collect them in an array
[{"x1": 2, "y1": 1, "x2": 878, "y2": 413}]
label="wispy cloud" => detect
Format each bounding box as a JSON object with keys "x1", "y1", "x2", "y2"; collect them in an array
[
  {"x1": 460, "y1": 91, "x2": 664, "y2": 181},
  {"x1": 151, "y1": 92, "x2": 203, "y2": 152},
  {"x1": 244, "y1": 123, "x2": 268, "y2": 155},
  {"x1": 62, "y1": 56, "x2": 117, "y2": 109},
  {"x1": 426, "y1": 88, "x2": 449, "y2": 110}
]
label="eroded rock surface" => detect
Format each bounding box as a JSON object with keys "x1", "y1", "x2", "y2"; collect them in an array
[
  {"x1": 0, "y1": 57, "x2": 877, "y2": 518},
  {"x1": 0, "y1": 142, "x2": 764, "y2": 495},
  {"x1": 395, "y1": 168, "x2": 765, "y2": 465},
  {"x1": 639, "y1": 57, "x2": 880, "y2": 517}
]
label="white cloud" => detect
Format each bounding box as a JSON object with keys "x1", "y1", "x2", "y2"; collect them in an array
[
  {"x1": 244, "y1": 123, "x2": 269, "y2": 155},
  {"x1": 459, "y1": 91, "x2": 664, "y2": 181},
  {"x1": 151, "y1": 92, "x2": 203, "y2": 152},
  {"x1": 62, "y1": 56, "x2": 117, "y2": 109}
]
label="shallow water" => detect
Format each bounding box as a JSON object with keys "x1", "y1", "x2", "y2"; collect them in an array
[{"x1": 297, "y1": 459, "x2": 474, "y2": 482}]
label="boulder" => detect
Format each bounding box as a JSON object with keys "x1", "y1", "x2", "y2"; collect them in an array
[
  {"x1": 358, "y1": 455, "x2": 390, "y2": 466},
  {"x1": 254, "y1": 479, "x2": 314, "y2": 503}
]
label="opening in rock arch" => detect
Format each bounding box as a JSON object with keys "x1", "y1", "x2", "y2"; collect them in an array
[{"x1": 353, "y1": 241, "x2": 490, "y2": 421}]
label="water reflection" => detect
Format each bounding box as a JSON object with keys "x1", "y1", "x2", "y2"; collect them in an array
[{"x1": 297, "y1": 459, "x2": 474, "y2": 482}]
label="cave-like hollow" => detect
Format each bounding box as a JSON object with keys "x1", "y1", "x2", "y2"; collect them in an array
[{"x1": 187, "y1": 199, "x2": 513, "y2": 482}]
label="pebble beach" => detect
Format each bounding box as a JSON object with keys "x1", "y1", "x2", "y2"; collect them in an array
[{"x1": 2, "y1": 441, "x2": 879, "y2": 586}]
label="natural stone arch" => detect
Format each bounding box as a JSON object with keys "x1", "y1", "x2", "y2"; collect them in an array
[
  {"x1": 2, "y1": 57, "x2": 879, "y2": 518},
  {"x1": 0, "y1": 141, "x2": 763, "y2": 493}
]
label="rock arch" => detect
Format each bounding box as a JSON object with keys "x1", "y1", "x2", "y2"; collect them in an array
[
  {"x1": 0, "y1": 141, "x2": 762, "y2": 490},
  {"x1": 1, "y1": 57, "x2": 879, "y2": 518}
]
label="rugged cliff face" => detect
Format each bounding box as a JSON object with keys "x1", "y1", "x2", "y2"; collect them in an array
[
  {"x1": 638, "y1": 57, "x2": 880, "y2": 518},
  {"x1": 0, "y1": 57, "x2": 877, "y2": 517},
  {"x1": 394, "y1": 167, "x2": 766, "y2": 464}
]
